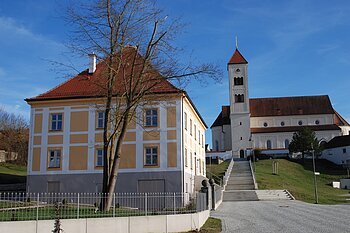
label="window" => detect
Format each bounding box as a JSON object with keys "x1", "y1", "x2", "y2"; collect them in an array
[
  {"x1": 48, "y1": 149, "x2": 61, "y2": 168},
  {"x1": 96, "y1": 149, "x2": 104, "y2": 166},
  {"x1": 240, "y1": 122, "x2": 242, "y2": 125},
  {"x1": 51, "y1": 113, "x2": 63, "y2": 131},
  {"x1": 202, "y1": 161, "x2": 205, "y2": 175},
  {"x1": 145, "y1": 109, "x2": 158, "y2": 127},
  {"x1": 281, "y1": 121, "x2": 285, "y2": 126},
  {"x1": 263, "y1": 122, "x2": 268, "y2": 127},
  {"x1": 285, "y1": 139, "x2": 290, "y2": 149},
  {"x1": 145, "y1": 147, "x2": 158, "y2": 166},
  {"x1": 315, "y1": 120, "x2": 320, "y2": 125},
  {"x1": 190, "y1": 152, "x2": 193, "y2": 170},
  {"x1": 215, "y1": 140, "x2": 219, "y2": 151},
  {"x1": 184, "y1": 112, "x2": 187, "y2": 130},
  {"x1": 202, "y1": 134, "x2": 204, "y2": 148},
  {"x1": 266, "y1": 140, "x2": 272, "y2": 149},
  {"x1": 185, "y1": 148, "x2": 188, "y2": 167},
  {"x1": 97, "y1": 111, "x2": 105, "y2": 129},
  {"x1": 343, "y1": 148, "x2": 347, "y2": 154},
  {"x1": 240, "y1": 137, "x2": 243, "y2": 140},
  {"x1": 298, "y1": 120, "x2": 303, "y2": 126},
  {"x1": 190, "y1": 119, "x2": 193, "y2": 135},
  {"x1": 235, "y1": 94, "x2": 244, "y2": 103},
  {"x1": 198, "y1": 130, "x2": 201, "y2": 145},
  {"x1": 234, "y1": 77, "x2": 244, "y2": 85},
  {"x1": 194, "y1": 124, "x2": 197, "y2": 140}
]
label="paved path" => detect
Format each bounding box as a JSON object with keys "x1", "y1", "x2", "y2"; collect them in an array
[{"x1": 212, "y1": 200, "x2": 350, "y2": 233}]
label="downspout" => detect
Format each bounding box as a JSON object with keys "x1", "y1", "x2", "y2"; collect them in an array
[{"x1": 181, "y1": 96, "x2": 184, "y2": 193}]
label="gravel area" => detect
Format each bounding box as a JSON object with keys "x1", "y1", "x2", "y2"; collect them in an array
[{"x1": 211, "y1": 200, "x2": 350, "y2": 233}]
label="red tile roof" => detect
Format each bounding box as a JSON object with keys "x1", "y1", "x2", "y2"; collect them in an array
[
  {"x1": 228, "y1": 49, "x2": 248, "y2": 64},
  {"x1": 26, "y1": 47, "x2": 181, "y2": 102},
  {"x1": 333, "y1": 110, "x2": 350, "y2": 126},
  {"x1": 250, "y1": 95, "x2": 334, "y2": 117}
]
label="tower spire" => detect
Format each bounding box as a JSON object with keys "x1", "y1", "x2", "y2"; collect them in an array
[{"x1": 235, "y1": 36, "x2": 238, "y2": 49}]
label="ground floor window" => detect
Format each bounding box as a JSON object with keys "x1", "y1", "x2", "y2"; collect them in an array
[
  {"x1": 145, "y1": 147, "x2": 158, "y2": 166},
  {"x1": 48, "y1": 149, "x2": 61, "y2": 168}
]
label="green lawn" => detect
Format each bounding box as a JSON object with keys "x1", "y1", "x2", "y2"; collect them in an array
[
  {"x1": 255, "y1": 158, "x2": 350, "y2": 204},
  {"x1": 187, "y1": 217, "x2": 222, "y2": 233},
  {"x1": 0, "y1": 163, "x2": 27, "y2": 184},
  {"x1": 206, "y1": 161, "x2": 230, "y2": 185}
]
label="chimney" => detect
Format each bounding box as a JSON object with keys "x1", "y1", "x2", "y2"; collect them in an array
[{"x1": 88, "y1": 53, "x2": 96, "y2": 74}]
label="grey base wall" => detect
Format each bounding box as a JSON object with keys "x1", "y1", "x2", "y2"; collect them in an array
[{"x1": 27, "y1": 171, "x2": 182, "y2": 193}]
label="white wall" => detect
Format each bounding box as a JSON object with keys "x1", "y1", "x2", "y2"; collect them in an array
[
  {"x1": 322, "y1": 146, "x2": 350, "y2": 165},
  {"x1": 0, "y1": 211, "x2": 210, "y2": 233},
  {"x1": 253, "y1": 130, "x2": 340, "y2": 150},
  {"x1": 250, "y1": 114, "x2": 334, "y2": 128}
]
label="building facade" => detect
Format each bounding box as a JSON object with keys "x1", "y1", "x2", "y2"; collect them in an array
[
  {"x1": 26, "y1": 52, "x2": 206, "y2": 194},
  {"x1": 211, "y1": 47, "x2": 350, "y2": 158}
]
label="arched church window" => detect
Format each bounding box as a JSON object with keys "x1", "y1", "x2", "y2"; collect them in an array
[
  {"x1": 298, "y1": 120, "x2": 303, "y2": 126},
  {"x1": 266, "y1": 140, "x2": 272, "y2": 149},
  {"x1": 263, "y1": 122, "x2": 268, "y2": 127},
  {"x1": 285, "y1": 139, "x2": 290, "y2": 148}
]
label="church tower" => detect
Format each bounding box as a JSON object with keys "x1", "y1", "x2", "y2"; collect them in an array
[{"x1": 228, "y1": 46, "x2": 251, "y2": 158}]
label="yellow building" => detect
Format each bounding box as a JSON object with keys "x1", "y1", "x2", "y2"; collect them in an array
[{"x1": 25, "y1": 51, "x2": 207, "y2": 194}]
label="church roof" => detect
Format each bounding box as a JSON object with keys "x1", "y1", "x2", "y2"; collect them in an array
[
  {"x1": 211, "y1": 95, "x2": 345, "y2": 128},
  {"x1": 250, "y1": 95, "x2": 334, "y2": 117},
  {"x1": 228, "y1": 49, "x2": 248, "y2": 64}
]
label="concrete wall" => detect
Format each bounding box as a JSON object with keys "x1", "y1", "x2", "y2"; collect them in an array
[{"x1": 0, "y1": 210, "x2": 210, "y2": 233}]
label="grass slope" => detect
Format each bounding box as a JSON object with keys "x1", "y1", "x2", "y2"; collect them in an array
[
  {"x1": 255, "y1": 159, "x2": 349, "y2": 204},
  {"x1": 206, "y1": 161, "x2": 229, "y2": 185},
  {"x1": 0, "y1": 163, "x2": 27, "y2": 184}
]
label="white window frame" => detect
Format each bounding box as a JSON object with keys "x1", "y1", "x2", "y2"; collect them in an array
[
  {"x1": 145, "y1": 147, "x2": 158, "y2": 166},
  {"x1": 96, "y1": 149, "x2": 104, "y2": 167},
  {"x1": 145, "y1": 109, "x2": 158, "y2": 127},
  {"x1": 190, "y1": 119, "x2": 193, "y2": 135},
  {"x1": 48, "y1": 149, "x2": 61, "y2": 168},
  {"x1": 97, "y1": 111, "x2": 105, "y2": 129},
  {"x1": 51, "y1": 113, "x2": 63, "y2": 131},
  {"x1": 185, "y1": 148, "x2": 188, "y2": 167}
]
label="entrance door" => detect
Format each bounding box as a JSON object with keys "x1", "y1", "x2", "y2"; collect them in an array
[{"x1": 240, "y1": 150, "x2": 245, "y2": 158}]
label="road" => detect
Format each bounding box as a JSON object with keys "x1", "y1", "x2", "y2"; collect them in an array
[{"x1": 211, "y1": 200, "x2": 350, "y2": 233}]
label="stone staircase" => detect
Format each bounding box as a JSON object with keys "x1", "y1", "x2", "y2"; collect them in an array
[{"x1": 223, "y1": 161, "x2": 259, "y2": 201}]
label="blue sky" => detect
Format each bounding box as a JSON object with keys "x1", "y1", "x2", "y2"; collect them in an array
[{"x1": 1, "y1": 0, "x2": 350, "y2": 145}]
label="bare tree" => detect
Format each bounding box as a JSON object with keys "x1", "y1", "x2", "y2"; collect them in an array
[
  {"x1": 0, "y1": 108, "x2": 29, "y2": 165},
  {"x1": 65, "y1": 0, "x2": 220, "y2": 210}
]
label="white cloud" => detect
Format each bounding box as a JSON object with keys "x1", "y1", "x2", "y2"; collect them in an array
[{"x1": 0, "y1": 16, "x2": 63, "y2": 48}]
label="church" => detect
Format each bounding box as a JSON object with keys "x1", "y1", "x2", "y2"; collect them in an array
[{"x1": 210, "y1": 46, "x2": 350, "y2": 158}]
